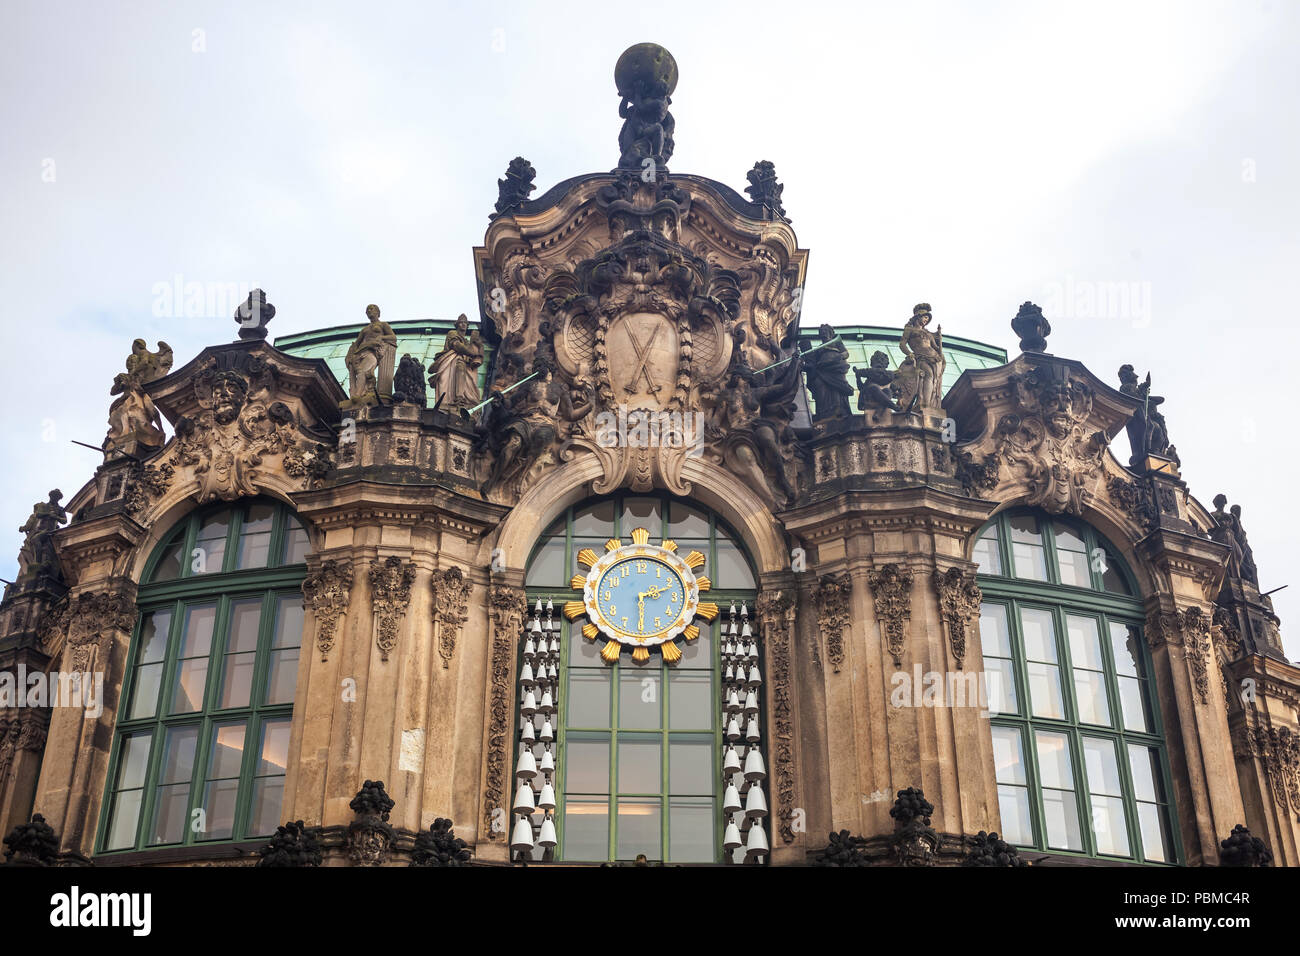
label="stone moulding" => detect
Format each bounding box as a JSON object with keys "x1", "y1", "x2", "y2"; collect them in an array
[
  {"x1": 431, "y1": 566, "x2": 472, "y2": 668},
  {"x1": 36, "y1": 584, "x2": 138, "y2": 674},
  {"x1": 369, "y1": 556, "x2": 417, "y2": 662},
  {"x1": 814, "y1": 573, "x2": 850, "y2": 674},
  {"x1": 301, "y1": 560, "x2": 353, "y2": 663},
  {"x1": 866, "y1": 564, "x2": 914, "y2": 668},
  {"x1": 757, "y1": 589, "x2": 798, "y2": 844},
  {"x1": 484, "y1": 585, "x2": 526, "y2": 841},
  {"x1": 1147, "y1": 606, "x2": 1212, "y2": 707},
  {"x1": 935, "y1": 566, "x2": 982, "y2": 670}
]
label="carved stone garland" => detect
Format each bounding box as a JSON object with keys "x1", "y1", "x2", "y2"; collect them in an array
[
  {"x1": 302, "y1": 560, "x2": 353, "y2": 662},
  {"x1": 369, "y1": 556, "x2": 416, "y2": 662},
  {"x1": 935, "y1": 566, "x2": 982, "y2": 670},
  {"x1": 866, "y1": 564, "x2": 914, "y2": 668},
  {"x1": 484, "y1": 585, "x2": 526, "y2": 841},
  {"x1": 431, "y1": 567, "x2": 472, "y2": 668},
  {"x1": 757, "y1": 589, "x2": 795, "y2": 846},
  {"x1": 1147, "y1": 606, "x2": 1212, "y2": 707},
  {"x1": 814, "y1": 574, "x2": 850, "y2": 674},
  {"x1": 38, "y1": 585, "x2": 138, "y2": 674}
]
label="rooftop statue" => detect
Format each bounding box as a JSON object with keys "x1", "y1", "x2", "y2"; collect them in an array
[
  {"x1": 894, "y1": 303, "x2": 945, "y2": 412},
  {"x1": 344, "y1": 304, "x2": 397, "y2": 409},
  {"x1": 104, "y1": 338, "x2": 173, "y2": 460},
  {"x1": 804, "y1": 324, "x2": 854, "y2": 422},
  {"x1": 1010, "y1": 301, "x2": 1051, "y2": 352},
  {"x1": 745, "y1": 160, "x2": 786, "y2": 219},
  {"x1": 854, "y1": 350, "x2": 903, "y2": 422},
  {"x1": 16, "y1": 489, "x2": 66, "y2": 584},
  {"x1": 615, "y1": 43, "x2": 677, "y2": 170},
  {"x1": 430, "y1": 314, "x2": 484, "y2": 412},
  {"x1": 393, "y1": 354, "x2": 427, "y2": 406},
  {"x1": 492, "y1": 157, "x2": 536, "y2": 220},
  {"x1": 1211, "y1": 494, "x2": 1260, "y2": 588},
  {"x1": 1118, "y1": 364, "x2": 1178, "y2": 468},
  {"x1": 234, "y1": 288, "x2": 275, "y2": 341}
]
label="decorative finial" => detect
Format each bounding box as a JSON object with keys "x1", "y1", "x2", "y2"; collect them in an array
[
  {"x1": 614, "y1": 43, "x2": 678, "y2": 171},
  {"x1": 1011, "y1": 301, "x2": 1050, "y2": 352},
  {"x1": 745, "y1": 161, "x2": 786, "y2": 219},
  {"x1": 235, "y1": 288, "x2": 275, "y2": 341},
  {"x1": 491, "y1": 157, "x2": 537, "y2": 220}
]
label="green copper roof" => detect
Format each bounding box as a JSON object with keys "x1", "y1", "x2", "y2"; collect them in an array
[{"x1": 275, "y1": 319, "x2": 1007, "y2": 411}]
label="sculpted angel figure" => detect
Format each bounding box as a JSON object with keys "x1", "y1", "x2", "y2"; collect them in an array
[
  {"x1": 345, "y1": 304, "x2": 397, "y2": 406},
  {"x1": 483, "y1": 361, "x2": 593, "y2": 493},
  {"x1": 430, "y1": 314, "x2": 484, "y2": 412},
  {"x1": 895, "y1": 303, "x2": 945, "y2": 412}
]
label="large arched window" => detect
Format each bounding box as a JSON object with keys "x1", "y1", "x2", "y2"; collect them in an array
[
  {"x1": 97, "y1": 498, "x2": 310, "y2": 855},
  {"x1": 521, "y1": 494, "x2": 759, "y2": 863},
  {"x1": 973, "y1": 510, "x2": 1180, "y2": 864}
]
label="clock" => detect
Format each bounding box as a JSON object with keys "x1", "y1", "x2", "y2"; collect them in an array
[{"x1": 563, "y1": 527, "x2": 719, "y2": 664}]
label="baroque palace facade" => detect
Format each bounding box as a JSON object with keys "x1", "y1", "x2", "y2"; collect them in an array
[{"x1": 1, "y1": 44, "x2": 1296, "y2": 868}]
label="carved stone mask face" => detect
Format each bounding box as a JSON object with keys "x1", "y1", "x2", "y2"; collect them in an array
[
  {"x1": 1044, "y1": 385, "x2": 1074, "y2": 438},
  {"x1": 211, "y1": 372, "x2": 249, "y2": 425}
]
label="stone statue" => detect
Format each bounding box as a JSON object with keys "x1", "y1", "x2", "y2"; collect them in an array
[
  {"x1": 1210, "y1": 494, "x2": 1259, "y2": 588},
  {"x1": 483, "y1": 361, "x2": 593, "y2": 493},
  {"x1": 393, "y1": 354, "x2": 427, "y2": 406},
  {"x1": 492, "y1": 157, "x2": 536, "y2": 220},
  {"x1": 344, "y1": 304, "x2": 397, "y2": 409},
  {"x1": 1229, "y1": 503, "x2": 1259, "y2": 587},
  {"x1": 430, "y1": 314, "x2": 484, "y2": 412},
  {"x1": 1118, "y1": 365, "x2": 1177, "y2": 467},
  {"x1": 854, "y1": 350, "x2": 902, "y2": 421},
  {"x1": 234, "y1": 288, "x2": 275, "y2": 341},
  {"x1": 104, "y1": 338, "x2": 173, "y2": 459},
  {"x1": 614, "y1": 43, "x2": 677, "y2": 169},
  {"x1": 803, "y1": 324, "x2": 854, "y2": 422},
  {"x1": 16, "y1": 490, "x2": 66, "y2": 584},
  {"x1": 745, "y1": 160, "x2": 785, "y2": 218},
  {"x1": 1010, "y1": 301, "x2": 1050, "y2": 352},
  {"x1": 894, "y1": 303, "x2": 945, "y2": 412}
]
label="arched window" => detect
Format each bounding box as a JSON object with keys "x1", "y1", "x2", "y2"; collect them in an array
[
  {"x1": 973, "y1": 510, "x2": 1180, "y2": 864},
  {"x1": 98, "y1": 498, "x2": 310, "y2": 854},
  {"x1": 521, "y1": 494, "x2": 759, "y2": 863}
]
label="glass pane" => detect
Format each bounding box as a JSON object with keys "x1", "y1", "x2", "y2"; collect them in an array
[
  {"x1": 151, "y1": 534, "x2": 184, "y2": 583},
  {"x1": 668, "y1": 672, "x2": 711, "y2": 728},
  {"x1": 1117, "y1": 675, "x2": 1149, "y2": 733},
  {"x1": 564, "y1": 736, "x2": 610, "y2": 793},
  {"x1": 1053, "y1": 523, "x2": 1087, "y2": 554},
  {"x1": 1008, "y1": 514, "x2": 1042, "y2": 544},
  {"x1": 567, "y1": 672, "x2": 611, "y2": 728},
  {"x1": 677, "y1": 622, "x2": 712, "y2": 668},
  {"x1": 208, "y1": 721, "x2": 247, "y2": 779},
  {"x1": 715, "y1": 542, "x2": 755, "y2": 589},
  {"x1": 1041, "y1": 788, "x2": 1083, "y2": 851},
  {"x1": 1057, "y1": 548, "x2": 1090, "y2": 588},
  {"x1": 1100, "y1": 552, "x2": 1131, "y2": 594},
  {"x1": 218, "y1": 653, "x2": 255, "y2": 710},
  {"x1": 997, "y1": 784, "x2": 1034, "y2": 846},
  {"x1": 619, "y1": 671, "x2": 661, "y2": 729},
  {"x1": 273, "y1": 594, "x2": 303, "y2": 649},
  {"x1": 562, "y1": 799, "x2": 608, "y2": 860},
  {"x1": 116, "y1": 732, "x2": 153, "y2": 790},
  {"x1": 257, "y1": 718, "x2": 291, "y2": 776},
  {"x1": 1083, "y1": 737, "x2": 1124, "y2": 795},
  {"x1": 572, "y1": 501, "x2": 615, "y2": 537},
  {"x1": 668, "y1": 502, "x2": 709, "y2": 539},
  {"x1": 972, "y1": 526, "x2": 1002, "y2": 576},
  {"x1": 1036, "y1": 731, "x2": 1075, "y2": 790},
  {"x1": 1066, "y1": 616, "x2": 1105, "y2": 670},
  {"x1": 219, "y1": 599, "x2": 262, "y2": 709},
  {"x1": 668, "y1": 796, "x2": 714, "y2": 862},
  {"x1": 202, "y1": 721, "x2": 247, "y2": 841},
  {"x1": 669, "y1": 737, "x2": 713, "y2": 794},
  {"x1": 1091, "y1": 795, "x2": 1130, "y2": 856},
  {"x1": 282, "y1": 520, "x2": 311, "y2": 565},
  {"x1": 193, "y1": 512, "x2": 230, "y2": 575},
  {"x1": 984, "y1": 658, "x2": 1018, "y2": 715},
  {"x1": 1127, "y1": 745, "x2": 1165, "y2": 805},
  {"x1": 569, "y1": 627, "x2": 602, "y2": 665},
  {"x1": 105, "y1": 789, "x2": 144, "y2": 850},
  {"x1": 1012, "y1": 542, "x2": 1048, "y2": 581},
  {"x1": 618, "y1": 737, "x2": 661, "y2": 793},
  {"x1": 265, "y1": 648, "x2": 299, "y2": 706},
  {"x1": 150, "y1": 725, "x2": 198, "y2": 844},
  {"x1": 172, "y1": 659, "x2": 210, "y2": 714},
  {"x1": 1135, "y1": 801, "x2": 1172, "y2": 863},
  {"x1": 128, "y1": 662, "x2": 164, "y2": 720},
  {"x1": 980, "y1": 603, "x2": 1011, "y2": 657},
  {"x1": 248, "y1": 776, "x2": 285, "y2": 837},
  {"x1": 179, "y1": 604, "x2": 216, "y2": 658},
  {"x1": 524, "y1": 538, "x2": 565, "y2": 586},
  {"x1": 1073, "y1": 670, "x2": 1111, "y2": 726},
  {"x1": 200, "y1": 778, "x2": 240, "y2": 841},
  {"x1": 236, "y1": 502, "x2": 274, "y2": 569},
  {"x1": 620, "y1": 498, "x2": 660, "y2": 536},
  {"x1": 615, "y1": 799, "x2": 661, "y2": 860},
  {"x1": 1109, "y1": 622, "x2": 1143, "y2": 677},
  {"x1": 991, "y1": 726, "x2": 1027, "y2": 785},
  {"x1": 137, "y1": 609, "x2": 172, "y2": 664},
  {"x1": 1026, "y1": 662, "x2": 1064, "y2": 719},
  {"x1": 1019, "y1": 608, "x2": 1058, "y2": 663}
]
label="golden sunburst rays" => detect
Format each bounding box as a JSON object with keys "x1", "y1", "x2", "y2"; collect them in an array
[{"x1": 564, "y1": 527, "x2": 713, "y2": 667}]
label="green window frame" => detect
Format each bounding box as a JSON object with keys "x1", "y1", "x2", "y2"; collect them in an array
[
  {"x1": 97, "y1": 498, "x2": 310, "y2": 855},
  {"x1": 974, "y1": 510, "x2": 1181, "y2": 865},
  {"x1": 521, "y1": 493, "x2": 758, "y2": 863}
]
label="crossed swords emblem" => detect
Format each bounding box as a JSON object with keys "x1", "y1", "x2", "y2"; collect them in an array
[{"x1": 622, "y1": 320, "x2": 663, "y2": 395}]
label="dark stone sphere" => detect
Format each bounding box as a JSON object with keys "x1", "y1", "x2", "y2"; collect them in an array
[{"x1": 615, "y1": 43, "x2": 678, "y2": 98}]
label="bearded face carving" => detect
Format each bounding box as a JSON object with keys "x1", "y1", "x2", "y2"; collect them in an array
[{"x1": 211, "y1": 371, "x2": 249, "y2": 425}]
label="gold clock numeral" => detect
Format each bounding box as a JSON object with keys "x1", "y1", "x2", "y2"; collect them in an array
[
  {"x1": 620, "y1": 564, "x2": 630, "y2": 578},
  {"x1": 609, "y1": 604, "x2": 617, "y2": 616},
  {"x1": 621, "y1": 616, "x2": 629, "y2": 628},
  {"x1": 610, "y1": 576, "x2": 619, "y2": 588},
  {"x1": 654, "y1": 616, "x2": 661, "y2": 628},
  {"x1": 603, "y1": 590, "x2": 611, "y2": 602},
  {"x1": 655, "y1": 566, "x2": 662, "y2": 578},
  {"x1": 636, "y1": 560, "x2": 646, "y2": 573}
]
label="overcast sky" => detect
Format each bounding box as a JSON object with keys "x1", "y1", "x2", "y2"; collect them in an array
[{"x1": 2, "y1": 0, "x2": 1296, "y2": 657}]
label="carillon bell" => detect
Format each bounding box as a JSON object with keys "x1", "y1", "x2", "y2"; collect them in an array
[
  {"x1": 516, "y1": 748, "x2": 538, "y2": 779},
  {"x1": 726, "y1": 716, "x2": 741, "y2": 741},
  {"x1": 531, "y1": 617, "x2": 543, "y2": 634},
  {"x1": 538, "y1": 689, "x2": 555, "y2": 714},
  {"x1": 746, "y1": 664, "x2": 762, "y2": 687},
  {"x1": 744, "y1": 689, "x2": 759, "y2": 715},
  {"x1": 538, "y1": 747, "x2": 555, "y2": 774},
  {"x1": 723, "y1": 781, "x2": 742, "y2": 814},
  {"x1": 538, "y1": 780, "x2": 557, "y2": 811},
  {"x1": 743, "y1": 747, "x2": 766, "y2": 781},
  {"x1": 723, "y1": 745, "x2": 742, "y2": 776},
  {"x1": 744, "y1": 783, "x2": 768, "y2": 817},
  {"x1": 513, "y1": 782, "x2": 536, "y2": 815},
  {"x1": 726, "y1": 689, "x2": 741, "y2": 713},
  {"x1": 510, "y1": 816, "x2": 535, "y2": 854},
  {"x1": 537, "y1": 814, "x2": 558, "y2": 848},
  {"x1": 723, "y1": 817, "x2": 742, "y2": 851},
  {"x1": 521, "y1": 690, "x2": 538, "y2": 716},
  {"x1": 744, "y1": 717, "x2": 761, "y2": 742},
  {"x1": 519, "y1": 661, "x2": 536, "y2": 686},
  {"x1": 744, "y1": 821, "x2": 768, "y2": 858},
  {"x1": 539, "y1": 719, "x2": 555, "y2": 742},
  {"x1": 520, "y1": 720, "x2": 536, "y2": 742}
]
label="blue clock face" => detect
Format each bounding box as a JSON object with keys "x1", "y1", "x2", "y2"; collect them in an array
[{"x1": 595, "y1": 556, "x2": 686, "y2": 640}]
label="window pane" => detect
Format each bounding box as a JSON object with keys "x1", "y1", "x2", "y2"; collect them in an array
[
  {"x1": 1127, "y1": 745, "x2": 1165, "y2": 805},
  {"x1": 151, "y1": 535, "x2": 184, "y2": 583},
  {"x1": 105, "y1": 732, "x2": 153, "y2": 850},
  {"x1": 572, "y1": 501, "x2": 615, "y2": 537},
  {"x1": 218, "y1": 653, "x2": 256, "y2": 710},
  {"x1": 984, "y1": 658, "x2": 1018, "y2": 715},
  {"x1": 1009, "y1": 515, "x2": 1048, "y2": 581},
  {"x1": 179, "y1": 604, "x2": 216, "y2": 657},
  {"x1": 1073, "y1": 670, "x2": 1111, "y2": 726},
  {"x1": 562, "y1": 799, "x2": 609, "y2": 860},
  {"x1": 137, "y1": 609, "x2": 172, "y2": 664},
  {"x1": 1100, "y1": 552, "x2": 1131, "y2": 594},
  {"x1": 564, "y1": 736, "x2": 610, "y2": 793},
  {"x1": 677, "y1": 621, "x2": 712, "y2": 668},
  {"x1": 715, "y1": 542, "x2": 755, "y2": 589},
  {"x1": 972, "y1": 526, "x2": 1002, "y2": 576},
  {"x1": 991, "y1": 726, "x2": 1027, "y2": 786},
  {"x1": 219, "y1": 599, "x2": 263, "y2": 710},
  {"x1": 201, "y1": 722, "x2": 247, "y2": 841},
  {"x1": 980, "y1": 603, "x2": 1012, "y2": 657},
  {"x1": 668, "y1": 796, "x2": 714, "y2": 862},
  {"x1": 236, "y1": 503, "x2": 274, "y2": 569},
  {"x1": 105, "y1": 790, "x2": 145, "y2": 851},
  {"x1": 1019, "y1": 608, "x2": 1058, "y2": 662},
  {"x1": 619, "y1": 671, "x2": 661, "y2": 729},
  {"x1": 193, "y1": 512, "x2": 230, "y2": 575},
  {"x1": 129, "y1": 609, "x2": 171, "y2": 720},
  {"x1": 1057, "y1": 547, "x2": 1090, "y2": 588},
  {"x1": 668, "y1": 502, "x2": 709, "y2": 539},
  {"x1": 1091, "y1": 795, "x2": 1130, "y2": 856},
  {"x1": 668, "y1": 672, "x2": 711, "y2": 728},
  {"x1": 997, "y1": 784, "x2": 1034, "y2": 846},
  {"x1": 1083, "y1": 737, "x2": 1124, "y2": 795},
  {"x1": 265, "y1": 649, "x2": 299, "y2": 707},
  {"x1": 272, "y1": 594, "x2": 303, "y2": 649},
  {"x1": 1135, "y1": 801, "x2": 1171, "y2": 863},
  {"x1": 616, "y1": 799, "x2": 661, "y2": 860},
  {"x1": 621, "y1": 498, "x2": 660, "y2": 536},
  {"x1": 1116, "y1": 675, "x2": 1149, "y2": 733},
  {"x1": 150, "y1": 725, "x2": 199, "y2": 844},
  {"x1": 669, "y1": 736, "x2": 713, "y2": 795},
  {"x1": 1026, "y1": 662, "x2": 1064, "y2": 719},
  {"x1": 256, "y1": 717, "x2": 292, "y2": 776},
  {"x1": 172, "y1": 603, "x2": 216, "y2": 714},
  {"x1": 1109, "y1": 622, "x2": 1143, "y2": 677},
  {"x1": 524, "y1": 538, "x2": 565, "y2": 586},
  {"x1": 567, "y1": 671, "x2": 611, "y2": 728},
  {"x1": 618, "y1": 737, "x2": 661, "y2": 793},
  {"x1": 1053, "y1": 523, "x2": 1087, "y2": 554},
  {"x1": 1036, "y1": 732, "x2": 1082, "y2": 852},
  {"x1": 282, "y1": 519, "x2": 311, "y2": 565},
  {"x1": 1066, "y1": 616, "x2": 1104, "y2": 670},
  {"x1": 248, "y1": 776, "x2": 285, "y2": 837},
  {"x1": 1036, "y1": 731, "x2": 1075, "y2": 790}
]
